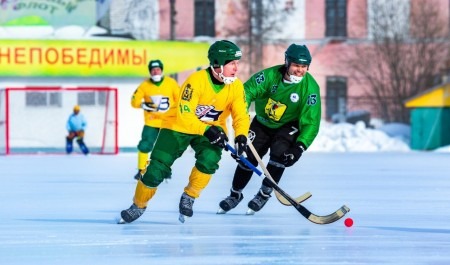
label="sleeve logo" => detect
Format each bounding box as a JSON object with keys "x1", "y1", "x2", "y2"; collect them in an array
[
  {"x1": 255, "y1": 72, "x2": 265, "y2": 85},
  {"x1": 307, "y1": 94, "x2": 318, "y2": 106},
  {"x1": 181, "y1": 84, "x2": 193, "y2": 101}
]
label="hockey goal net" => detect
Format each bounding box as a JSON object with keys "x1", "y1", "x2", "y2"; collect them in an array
[{"x1": 0, "y1": 87, "x2": 118, "y2": 155}]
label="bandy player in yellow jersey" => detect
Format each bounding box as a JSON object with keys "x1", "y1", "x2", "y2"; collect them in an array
[
  {"x1": 131, "y1": 59, "x2": 180, "y2": 180},
  {"x1": 119, "y1": 40, "x2": 250, "y2": 224}
]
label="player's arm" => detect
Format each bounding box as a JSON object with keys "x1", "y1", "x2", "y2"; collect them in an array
[
  {"x1": 243, "y1": 69, "x2": 271, "y2": 110},
  {"x1": 296, "y1": 74, "x2": 321, "y2": 148},
  {"x1": 66, "y1": 117, "x2": 72, "y2": 131},
  {"x1": 81, "y1": 115, "x2": 87, "y2": 130},
  {"x1": 131, "y1": 82, "x2": 145, "y2": 109},
  {"x1": 230, "y1": 82, "x2": 250, "y2": 137},
  {"x1": 171, "y1": 79, "x2": 182, "y2": 105}
]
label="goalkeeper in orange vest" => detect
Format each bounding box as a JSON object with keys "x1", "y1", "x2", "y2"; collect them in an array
[
  {"x1": 131, "y1": 59, "x2": 180, "y2": 180},
  {"x1": 119, "y1": 40, "x2": 250, "y2": 224}
]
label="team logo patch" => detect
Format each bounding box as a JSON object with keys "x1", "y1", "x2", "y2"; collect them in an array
[
  {"x1": 196, "y1": 105, "x2": 223, "y2": 121},
  {"x1": 290, "y1": 93, "x2": 299, "y2": 103},
  {"x1": 264, "y1": 98, "x2": 287, "y2": 122},
  {"x1": 181, "y1": 84, "x2": 193, "y2": 101},
  {"x1": 248, "y1": 130, "x2": 256, "y2": 142}
]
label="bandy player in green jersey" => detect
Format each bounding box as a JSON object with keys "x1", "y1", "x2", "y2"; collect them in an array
[
  {"x1": 218, "y1": 44, "x2": 322, "y2": 215},
  {"x1": 119, "y1": 40, "x2": 250, "y2": 224}
]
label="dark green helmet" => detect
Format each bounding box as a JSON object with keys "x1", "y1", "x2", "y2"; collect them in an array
[
  {"x1": 208, "y1": 40, "x2": 242, "y2": 67},
  {"x1": 285, "y1": 44, "x2": 312, "y2": 66},
  {"x1": 148, "y1": 59, "x2": 163, "y2": 71}
]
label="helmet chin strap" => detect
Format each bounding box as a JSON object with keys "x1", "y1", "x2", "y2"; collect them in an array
[
  {"x1": 284, "y1": 67, "x2": 303, "y2": 84},
  {"x1": 211, "y1": 66, "x2": 237, "y2": 85},
  {"x1": 288, "y1": 74, "x2": 303, "y2": 84}
]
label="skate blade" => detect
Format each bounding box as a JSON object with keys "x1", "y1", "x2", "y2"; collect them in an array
[
  {"x1": 216, "y1": 208, "x2": 227, "y2": 214},
  {"x1": 178, "y1": 214, "x2": 190, "y2": 223},
  {"x1": 117, "y1": 218, "x2": 127, "y2": 224},
  {"x1": 246, "y1": 208, "x2": 255, "y2": 215}
]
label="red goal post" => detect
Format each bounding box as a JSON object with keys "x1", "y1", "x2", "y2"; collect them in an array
[{"x1": 0, "y1": 87, "x2": 118, "y2": 155}]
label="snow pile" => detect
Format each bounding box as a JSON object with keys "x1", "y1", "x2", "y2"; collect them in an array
[{"x1": 309, "y1": 121, "x2": 411, "y2": 152}]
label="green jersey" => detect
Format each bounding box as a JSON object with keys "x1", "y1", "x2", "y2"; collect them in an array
[{"x1": 244, "y1": 65, "x2": 321, "y2": 148}]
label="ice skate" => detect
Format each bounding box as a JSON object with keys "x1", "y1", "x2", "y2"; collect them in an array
[
  {"x1": 246, "y1": 188, "x2": 272, "y2": 215},
  {"x1": 118, "y1": 203, "x2": 146, "y2": 224},
  {"x1": 217, "y1": 189, "x2": 243, "y2": 214},
  {"x1": 178, "y1": 192, "x2": 195, "y2": 223},
  {"x1": 133, "y1": 170, "x2": 142, "y2": 180}
]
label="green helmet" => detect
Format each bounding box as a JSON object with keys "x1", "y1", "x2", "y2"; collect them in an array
[
  {"x1": 148, "y1": 59, "x2": 163, "y2": 71},
  {"x1": 285, "y1": 44, "x2": 312, "y2": 66},
  {"x1": 208, "y1": 40, "x2": 242, "y2": 67}
]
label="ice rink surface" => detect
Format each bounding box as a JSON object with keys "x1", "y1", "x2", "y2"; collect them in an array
[{"x1": 1, "y1": 151, "x2": 449, "y2": 265}]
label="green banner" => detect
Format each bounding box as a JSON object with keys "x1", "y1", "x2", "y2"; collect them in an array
[
  {"x1": 0, "y1": 0, "x2": 96, "y2": 26},
  {"x1": 0, "y1": 40, "x2": 210, "y2": 77}
]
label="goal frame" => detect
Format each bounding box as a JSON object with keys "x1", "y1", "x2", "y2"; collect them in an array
[{"x1": 0, "y1": 86, "x2": 119, "y2": 155}]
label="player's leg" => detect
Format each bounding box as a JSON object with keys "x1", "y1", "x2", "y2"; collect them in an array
[
  {"x1": 120, "y1": 129, "x2": 189, "y2": 223},
  {"x1": 178, "y1": 136, "x2": 221, "y2": 220},
  {"x1": 134, "y1": 126, "x2": 160, "y2": 180},
  {"x1": 66, "y1": 132, "x2": 76, "y2": 154},
  {"x1": 75, "y1": 131, "x2": 89, "y2": 155},
  {"x1": 218, "y1": 118, "x2": 271, "y2": 213},
  {"x1": 248, "y1": 122, "x2": 299, "y2": 213}
]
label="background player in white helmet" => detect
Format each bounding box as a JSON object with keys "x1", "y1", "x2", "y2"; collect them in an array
[
  {"x1": 218, "y1": 44, "x2": 322, "y2": 215},
  {"x1": 119, "y1": 40, "x2": 250, "y2": 224},
  {"x1": 131, "y1": 59, "x2": 180, "y2": 180}
]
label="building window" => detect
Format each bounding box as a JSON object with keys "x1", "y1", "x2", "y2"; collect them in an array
[
  {"x1": 77, "y1": 92, "x2": 96, "y2": 106},
  {"x1": 24, "y1": 90, "x2": 106, "y2": 108},
  {"x1": 326, "y1": 76, "x2": 347, "y2": 120},
  {"x1": 367, "y1": 0, "x2": 410, "y2": 39},
  {"x1": 26, "y1": 92, "x2": 62, "y2": 107},
  {"x1": 26, "y1": 92, "x2": 47, "y2": 106},
  {"x1": 194, "y1": 0, "x2": 215, "y2": 37},
  {"x1": 325, "y1": 0, "x2": 347, "y2": 37}
]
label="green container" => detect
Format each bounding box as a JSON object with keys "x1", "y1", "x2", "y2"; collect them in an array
[{"x1": 410, "y1": 108, "x2": 450, "y2": 150}]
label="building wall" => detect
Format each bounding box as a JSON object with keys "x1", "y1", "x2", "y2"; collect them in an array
[{"x1": 157, "y1": 0, "x2": 449, "y2": 122}]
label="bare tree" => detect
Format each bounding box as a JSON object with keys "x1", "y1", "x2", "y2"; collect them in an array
[
  {"x1": 342, "y1": 0, "x2": 449, "y2": 123},
  {"x1": 222, "y1": 0, "x2": 295, "y2": 77}
]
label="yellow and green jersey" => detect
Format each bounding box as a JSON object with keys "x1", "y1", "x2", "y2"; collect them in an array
[
  {"x1": 245, "y1": 65, "x2": 321, "y2": 148},
  {"x1": 162, "y1": 69, "x2": 250, "y2": 138},
  {"x1": 131, "y1": 76, "x2": 180, "y2": 128}
]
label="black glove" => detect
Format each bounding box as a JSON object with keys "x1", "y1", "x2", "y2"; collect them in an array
[
  {"x1": 283, "y1": 142, "x2": 306, "y2": 167},
  {"x1": 231, "y1": 135, "x2": 247, "y2": 161},
  {"x1": 204, "y1": 126, "x2": 228, "y2": 149}
]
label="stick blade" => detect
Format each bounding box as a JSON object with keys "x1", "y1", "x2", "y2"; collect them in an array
[{"x1": 306, "y1": 205, "x2": 351, "y2": 225}]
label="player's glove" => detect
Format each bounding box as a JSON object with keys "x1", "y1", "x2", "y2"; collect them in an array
[
  {"x1": 204, "y1": 126, "x2": 228, "y2": 149},
  {"x1": 283, "y1": 142, "x2": 306, "y2": 167},
  {"x1": 230, "y1": 135, "x2": 247, "y2": 163},
  {"x1": 141, "y1": 102, "x2": 157, "y2": 112}
]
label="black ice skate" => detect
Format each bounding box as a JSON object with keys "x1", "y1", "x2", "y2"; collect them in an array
[
  {"x1": 217, "y1": 189, "x2": 243, "y2": 214},
  {"x1": 118, "y1": 203, "x2": 146, "y2": 224},
  {"x1": 178, "y1": 192, "x2": 195, "y2": 223},
  {"x1": 246, "y1": 187, "x2": 272, "y2": 215}
]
